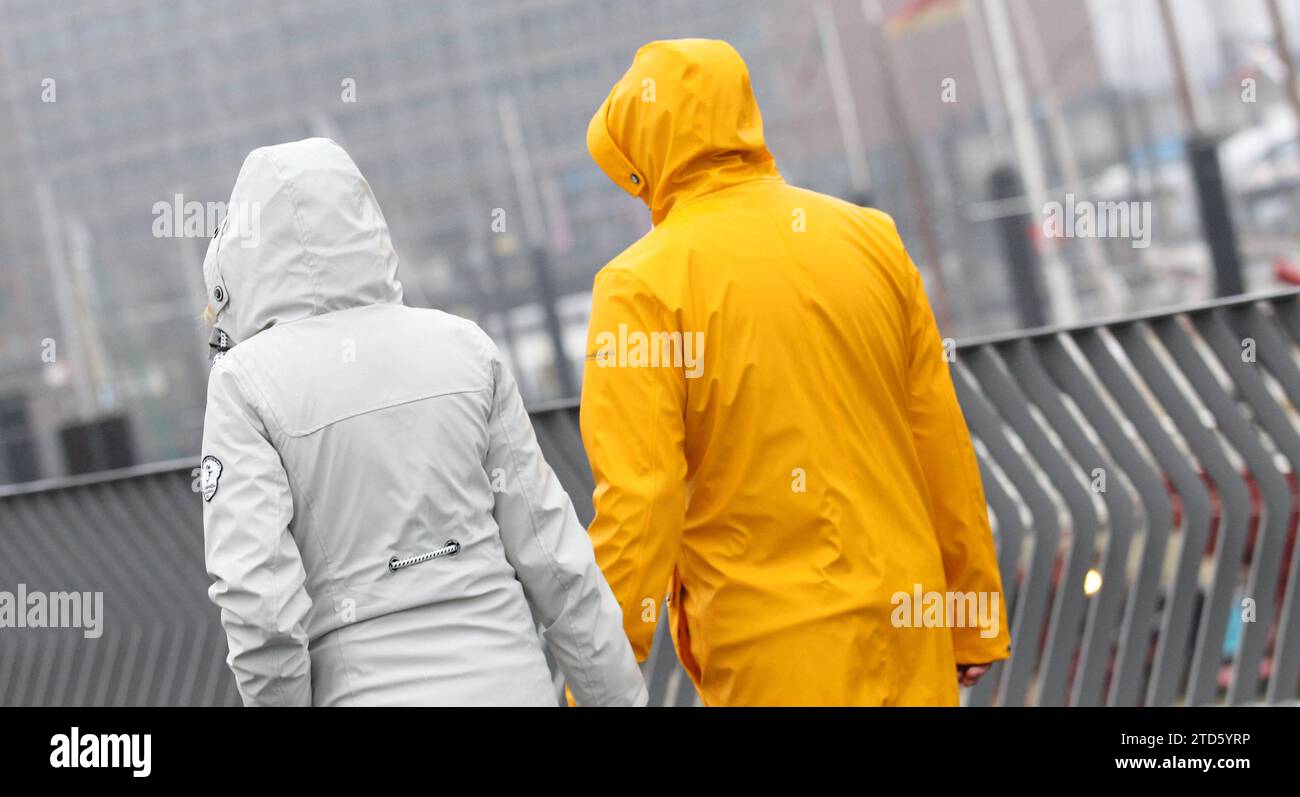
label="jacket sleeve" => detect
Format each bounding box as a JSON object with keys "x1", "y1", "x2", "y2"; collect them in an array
[
  {"x1": 904, "y1": 262, "x2": 1012, "y2": 665},
  {"x1": 484, "y1": 340, "x2": 648, "y2": 707},
  {"x1": 579, "y1": 268, "x2": 688, "y2": 664},
  {"x1": 201, "y1": 359, "x2": 313, "y2": 706}
]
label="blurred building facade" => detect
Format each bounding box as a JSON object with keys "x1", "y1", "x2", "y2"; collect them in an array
[
  {"x1": 0, "y1": 0, "x2": 1297, "y2": 481},
  {"x1": 0, "y1": 0, "x2": 843, "y2": 477}
]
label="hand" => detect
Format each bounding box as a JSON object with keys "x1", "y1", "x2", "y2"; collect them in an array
[{"x1": 957, "y1": 663, "x2": 990, "y2": 687}]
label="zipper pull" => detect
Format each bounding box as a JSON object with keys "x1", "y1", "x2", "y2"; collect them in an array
[{"x1": 388, "y1": 540, "x2": 461, "y2": 572}]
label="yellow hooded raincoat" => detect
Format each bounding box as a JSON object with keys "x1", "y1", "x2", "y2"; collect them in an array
[{"x1": 581, "y1": 39, "x2": 1011, "y2": 706}]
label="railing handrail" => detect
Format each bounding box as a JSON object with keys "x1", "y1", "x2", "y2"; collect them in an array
[
  {"x1": 0, "y1": 456, "x2": 196, "y2": 500},
  {"x1": 954, "y1": 287, "x2": 1300, "y2": 350},
  {"x1": 5, "y1": 288, "x2": 1299, "y2": 498}
]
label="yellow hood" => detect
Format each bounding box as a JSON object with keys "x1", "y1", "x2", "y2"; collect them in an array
[{"x1": 586, "y1": 39, "x2": 780, "y2": 225}]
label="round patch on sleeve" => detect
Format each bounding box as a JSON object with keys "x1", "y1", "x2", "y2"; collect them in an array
[{"x1": 201, "y1": 455, "x2": 224, "y2": 502}]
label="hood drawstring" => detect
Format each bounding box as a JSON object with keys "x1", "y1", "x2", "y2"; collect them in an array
[{"x1": 209, "y1": 328, "x2": 232, "y2": 365}]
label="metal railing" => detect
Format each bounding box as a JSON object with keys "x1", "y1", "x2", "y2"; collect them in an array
[
  {"x1": 3, "y1": 289, "x2": 1299, "y2": 706},
  {"x1": 952, "y1": 288, "x2": 1300, "y2": 706}
]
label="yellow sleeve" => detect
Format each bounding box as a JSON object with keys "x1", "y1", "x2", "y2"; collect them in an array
[
  {"x1": 904, "y1": 264, "x2": 1012, "y2": 665},
  {"x1": 579, "y1": 268, "x2": 687, "y2": 663}
]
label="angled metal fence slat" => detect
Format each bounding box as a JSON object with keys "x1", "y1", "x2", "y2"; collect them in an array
[
  {"x1": 1228, "y1": 305, "x2": 1300, "y2": 703},
  {"x1": 965, "y1": 449, "x2": 1027, "y2": 708},
  {"x1": 48, "y1": 633, "x2": 79, "y2": 708},
  {"x1": 1271, "y1": 517, "x2": 1300, "y2": 704},
  {"x1": 111, "y1": 626, "x2": 146, "y2": 707},
  {"x1": 1194, "y1": 309, "x2": 1296, "y2": 703},
  {"x1": 968, "y1": 344, "x2": 1101, "y2": 707},
  {"x1": 154, "y1": 621, "x2": 188, "y2": 707},
  {"x1": 1114, "y1": 322, "x2": 1242, "y2": 705},
  {"x1": 132, "y1": 625, "x2": 166, "y2": 707},
  {"x1": 1260, "y1": 298, "x2": 1300, "y2": 703},
  {"x1": 1150, "y1": 317, "x2": 1265, "y2": 704},
  {"x1": 0, "y1": 633, "x2": 17, "y2": 703},
  {"x1": 5, "y1": 498, "x2": 99, "y2": 608},
  {"x1": 91, "y1": 630, "x2": 124, "y2": 707},
  {"x1": 97, "y1": 479, "x2": 203, "y2": 616},
  {"x1": 10, "y1": 631, "x2": 42, "y2": 707},
  {"x1": 69, "y1": 628, "x2": 100, "y2": 707},
  {"x1": 39, "y1": 489, "x2": 157, "y2": 625},
  {"x1": 1079, "y1": 328, "x2": 1211, "y2": 706},
  {"x1": 1006, "y1": 337, "x2": 1138, "y2": 707},
  {"x1": 952, "y1": 362, "x2": 1060, "y2": 706},
  {"x1": 1043, "y1": 332, "x2": 1175, "y2": 707}
]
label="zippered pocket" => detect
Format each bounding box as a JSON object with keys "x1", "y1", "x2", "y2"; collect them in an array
[{"x1": 388, "y1": 540, "x2": 461, "y2": 572}]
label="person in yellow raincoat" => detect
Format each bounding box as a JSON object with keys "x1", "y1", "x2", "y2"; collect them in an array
[{"x1": 580, "y1": 38, "x2": 1011, "y2": 706}]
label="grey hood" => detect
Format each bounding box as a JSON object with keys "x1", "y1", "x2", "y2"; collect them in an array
[{"x1": 202, "y1": 138, "x2": 403, "y2": 345}]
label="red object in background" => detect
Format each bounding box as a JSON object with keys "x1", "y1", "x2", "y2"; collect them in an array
[
  {"x1": 885, "y1": 0, "x2": 964, "y2": 37},
  {"x1": 1274, "y1": 256, "x2": 1300, "y2": 285}
]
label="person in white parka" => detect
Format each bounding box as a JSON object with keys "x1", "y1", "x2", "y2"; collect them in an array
[{"x1": 198, "y1": 138, "x2": 646, "y2": 707}]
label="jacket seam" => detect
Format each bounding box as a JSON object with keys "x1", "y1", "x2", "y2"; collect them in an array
[
  {"x1": 283, "y1": 387, "x2": 487, "y2": 437},
  {"x1": 657, "y1": 174, "x2": 784, "y2": 224},
  {"x1": 261, "y1": 149, "x2": 322, "y2": 319},
  {"x1": 594, "y1": 265, "x2": 670, "y2": 319}
]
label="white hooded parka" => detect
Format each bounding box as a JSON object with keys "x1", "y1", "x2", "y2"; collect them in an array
[{"x1": 199, "y1": 138, "x2": 645, "y2": 707}]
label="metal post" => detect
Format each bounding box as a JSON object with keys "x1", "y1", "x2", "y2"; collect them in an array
[
  {"x1": 1010, "y1": 0, "x2": 1125, "y2": 315},
  {"x1": 981, "y1": 0, "x2": 1078, "y2": 324},
  {"x1": 1186, "y1": 135, "x2": 1245, "y2": 296},
  {"x1": 990, "y1": 165, "x2": 1049, "y2": 328},
  {"x1": 1265, "y1": 0, "x2": 1300, "y2": 161},
  {"x1": 1155, "y1": 0, "x2": 1245, "y2": 297}
]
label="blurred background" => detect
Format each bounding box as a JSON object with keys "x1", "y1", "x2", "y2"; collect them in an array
[{"x1": 2, "y1": 0, "x2": 1300, "y2": 484}]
